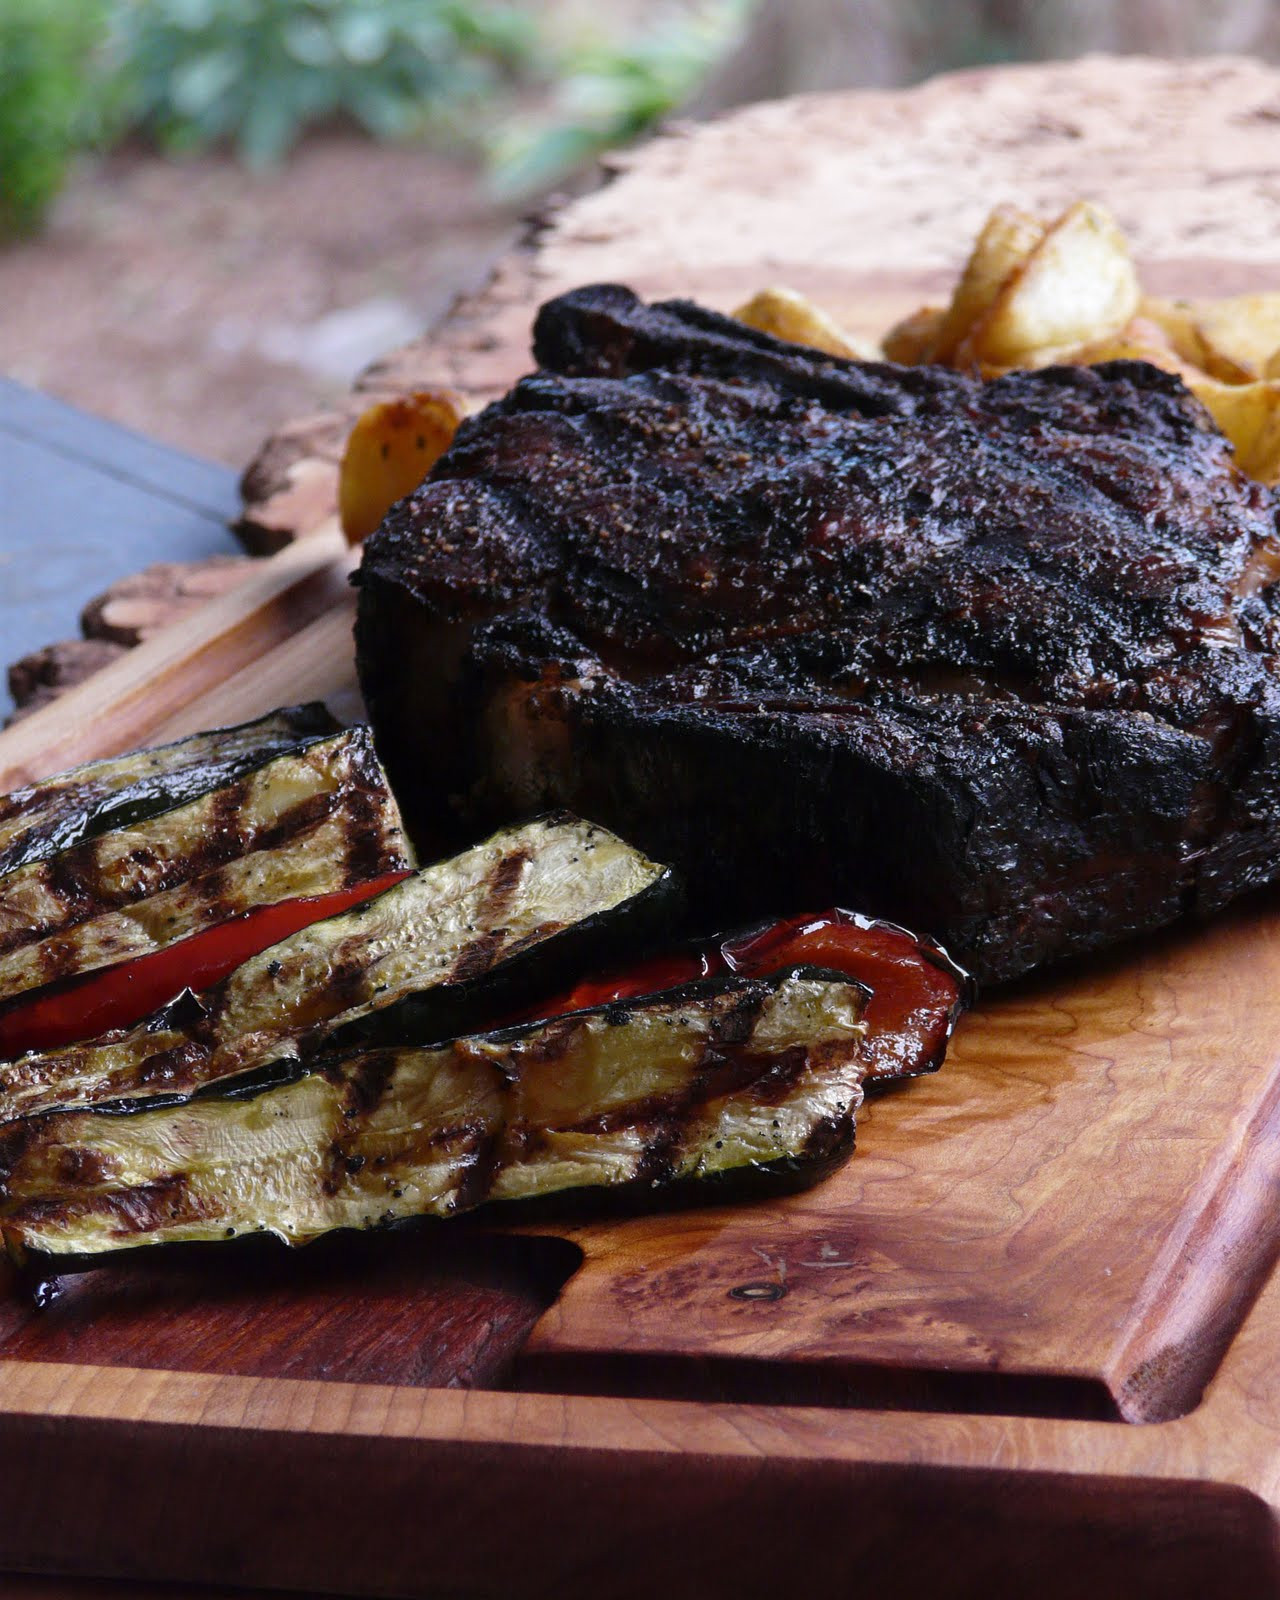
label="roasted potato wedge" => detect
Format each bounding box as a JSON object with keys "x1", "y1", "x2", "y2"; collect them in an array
[
  {"x1": 881, "y1": 305, "x2": 946, "y2": 365},
  {"x1": 933, "y1": 204, "x2": 1044, "y2": 364},
  {"x1": 1064, "y1": 316, "x2": 1205, "y2": 384},
  {"x1": 1138, "y1": 297, "x2": 1216, "y2": 373},
  {"x1": 1193, "y1": 293, "x2": 1280, "y2": 383},
  {"x1": 962, "y1": 201, "x2": 1140, "y2": 370},
  {"x1": 1187, "y1": 377, "x2": 1280, "y2": 484},
  {"x1": 873, "y1": 197, "x2": 1280, "y2": 485},
  {"x1": 733, "y1": 286, "x2": 871, "y2": 359},
  {"x1": 339, "y1": 390, "x2": 467, "y2": 546}
]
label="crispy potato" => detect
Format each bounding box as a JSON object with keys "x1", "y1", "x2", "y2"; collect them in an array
[
  {"x1": 881, "y1": 305, "x2": 945, "y2": 364},
  {"x1": 1188, "y1": 376, "x2": 1280, "y2": 484},
  {"x1": 975, "y1": 345, "x2": 1075, "y2": 377},
  {"x1": 1138, "y1": 296, "x2": 1216, "y2": 372},
  {"x1": 933, "y1": 205, "x2": 1045, "y2": 364},
  {"x1": 733, "y1": 286, "x2": 871, "y2": 359},
  {"x1": 964, "y1": 200, "x2": 1140, "y2": 370},
  {"x1": 1193, "y1": 293, "x2": 1280, "y2": 383},
  {"x1": 339, "y1": 390, "x2": 466, "y2": 546},
  {"x1": 877, "y1": 199, "x2": 1280, "y2": 481},
  {"x1": 1061, "y1": 315, "x2": 1205, "y2": 383}
]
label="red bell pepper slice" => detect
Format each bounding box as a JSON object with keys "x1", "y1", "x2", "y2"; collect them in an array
[
  {"x1": 0, "y1": 870, "x2": 412, "y2": 1059},
  {"x1": 720, "y1": 910, "x2": 971, "y2": 1080},
  {"x1": 519, "y1": 909, "x2": 970, "y2": 1081}
]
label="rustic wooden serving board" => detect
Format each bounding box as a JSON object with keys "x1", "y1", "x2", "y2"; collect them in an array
[{"x1": 11, "y1": 54, "x2": 1280, "y2": 1600}]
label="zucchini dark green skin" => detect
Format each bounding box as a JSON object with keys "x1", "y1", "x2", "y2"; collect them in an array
[
  {"x1": 0, "y1": 724, "x2": 411, "y2": 1006},
  {"x1": 0, "y1": 814, "x2": 677, "y2": 1123},
  {"x1": 0, "y1": 968, "x2": 867, "y2": 1263},
  {"x1": 0, "y1": 704, "x2": 337, "y2": 882},
  {"x1": 326, "y1": 842, "x2": 681, "y2": 1056}
]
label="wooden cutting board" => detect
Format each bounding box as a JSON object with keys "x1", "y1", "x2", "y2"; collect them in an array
[{"x1": 9, "y1": 54, "x2": 1280, "y2": 1600}]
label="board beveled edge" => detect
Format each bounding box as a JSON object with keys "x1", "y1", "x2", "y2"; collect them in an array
[
  {"x1": 0, "y1": 1255, "x2": 1278, "y2": 1600},
  {"x1": 0, "y1": 527, "x2": 354, "y2": 793}
]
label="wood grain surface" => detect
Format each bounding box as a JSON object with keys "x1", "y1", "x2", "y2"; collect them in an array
[
  {"x1": 9, "y1": 52, "x2": 1280, "y2": 1599},
  {"x1": 0, "y1": 529, "x2": 352, "y2": 794},
  {"x1": 0, "y1": 1229, "x2": 576, "y2": 1391}
]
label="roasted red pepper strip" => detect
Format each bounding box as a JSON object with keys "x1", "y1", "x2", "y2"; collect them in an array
[
  {"x1": 721, "y1": 911, "x2": 970, "y2": 1081},
  {"x1": 0, "y1": 871, "x2": 412, "y2": 1058},
  {"x1": 521, "y1": 909, "x2": 970, "y2": 1082},
  {"x1": 520, "y1": 949, "x2": 718, "y2": 1019}
]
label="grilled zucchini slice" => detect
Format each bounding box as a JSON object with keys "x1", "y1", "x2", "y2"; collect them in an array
[
  {"x1": 0, "y1": 970, "x2": 866, "y2": 1259},
  {"x1": 0, "y1": 814, "x2": 677, "y2": 1123},
  {"x1": 0, "y1": 704, "x2": 338, "y2": 881},
  {"x1": 0, "y1": 725, "x2": 411, "y2": 1006}
]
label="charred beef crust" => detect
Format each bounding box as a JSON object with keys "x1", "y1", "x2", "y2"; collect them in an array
[{"x1": 356, "y1": 285, "x2": 1280, "y2": 983}]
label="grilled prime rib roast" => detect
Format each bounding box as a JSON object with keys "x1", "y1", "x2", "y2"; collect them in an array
[{"x1": 354, "y1": 284, "x2": 1280, "y2": 985}]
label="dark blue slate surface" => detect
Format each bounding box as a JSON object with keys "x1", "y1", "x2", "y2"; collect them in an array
[{"x1": 0, "y1": 378, "x2": 241, "y2": 715}]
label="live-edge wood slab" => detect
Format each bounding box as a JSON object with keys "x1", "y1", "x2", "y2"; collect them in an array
[{"x1": 9, "y1": 52, "x2": 1280, "y2": 1600}]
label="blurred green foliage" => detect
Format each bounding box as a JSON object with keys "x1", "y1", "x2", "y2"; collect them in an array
[
  {"x1": 0, "y1": 0, "x2": 752, "y2": 239},
  {"x1": 116, "y1": 0, "x2": 537, "y2": 167},
  {"x1": 488, "y1": 0, "x2": 754, "y2": 198},
  {"x1": 0, "y1": 0, "x2": 111, "y2": 236}
]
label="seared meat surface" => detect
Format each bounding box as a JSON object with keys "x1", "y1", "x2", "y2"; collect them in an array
[{"x1": 356, "y1": 285, "x2": 1280, "y2": 983}]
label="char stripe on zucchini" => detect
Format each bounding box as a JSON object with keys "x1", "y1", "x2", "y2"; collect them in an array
[
  {"x1": 0, "y1": 704, "x2": 337, "y2": 881},
  {"x1": 0, "y1": 814, "x2": 678, "y2": 1123},
  {"x1": 0, "y1": 970, "x2": 867, "y2": 1260},
  {"x1": 0, "y1": 726, "x2": 412, "y2": 1005}
]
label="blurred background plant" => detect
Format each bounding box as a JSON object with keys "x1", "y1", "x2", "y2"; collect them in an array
[
  {"x1": 0, "y1": 0, "x2": 112, "y2": 235},
  {"x1": 115, "y1": 0, "x2": 538, "y2": 167},
  {"x1": 0, "y1": 0, "x2": 758, "y2": 239},
  {"x1": 487, "y1": 0, "x2": 752, "y2": 199}
]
